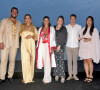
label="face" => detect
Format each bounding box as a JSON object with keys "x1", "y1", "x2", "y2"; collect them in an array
[
  {"x1": 70, "y1": 16, "x2": 76, "y2": 25},
  {"x1": 86, "y1": 18, "x2": 92, "y2": 27},
  {"x1": 43, "y1": 18, "x2": 50, "y2": 26},
  {"x1": 24, "y1": 16, "x2": 31, "y2": 24},
  {"x1": 11, "y1": 9, "x2": 18, "y2": 18},
  {"x1": 57, "y1": 18, "x2": 64, "y2": 25}
]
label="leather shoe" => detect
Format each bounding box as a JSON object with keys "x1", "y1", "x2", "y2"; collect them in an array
[
  {"x1": 8, "y1": 78, "x2": 14, "y2": 84},
  {"x1": 0, "y1": 79, "x2": 5, "y2": 84}
]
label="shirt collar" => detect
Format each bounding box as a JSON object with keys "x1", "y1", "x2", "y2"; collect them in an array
[
  {"x1": 69, "y1": 24, "x2": 77, "y2": 28},
  {"x1": 9, "y1": 17, "x2": 17, "y2": 25}
]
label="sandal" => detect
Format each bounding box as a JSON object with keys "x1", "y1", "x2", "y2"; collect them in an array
[
  {"x1": 84, "y1": 77, "x2": 89, "y2": 82},
  {"x1": 87, "y1": 77, "x2": 93, "y2": 83}
]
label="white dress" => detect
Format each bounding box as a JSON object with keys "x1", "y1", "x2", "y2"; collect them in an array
[{"x1": 79, "y1": 27, "x2": 100, "y2": 63}]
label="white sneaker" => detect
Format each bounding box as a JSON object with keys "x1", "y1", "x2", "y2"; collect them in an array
[
  {"x1": 73, "y1": 76, "x2": 79, "y2": 80},
  {"x1": 55, "y1": 76, "x2": 59, "y2": 81},
  {"x1": 61, "y1": 78, "x2": 65, "y2": 83},
  {"x1": 66, "y1": 76, "x2": 72, "y2": 80}
]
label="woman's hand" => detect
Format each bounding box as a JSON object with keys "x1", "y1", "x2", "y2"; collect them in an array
[
  {"x1": 84, "y1": 38, "x2": 91, "y2": 42},
  {"x1": 25, "y1": 35, "x2": 33, "y2": 39},
  {"x1": 32, "y1": 35, "x2": 36, "y2": 40},
  {"x1": 51, "y1": 48, "x2": 54, "y2": 54},
  {"x1": 79, "y1": 37, "x2": 83, "y2": 40},
  {"x1": 56, "y1": 45, "x2": 60, "y2": 52}
]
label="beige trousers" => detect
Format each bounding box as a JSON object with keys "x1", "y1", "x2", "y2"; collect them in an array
[
  {"x1": 42, "y1": 43, "x2": 51, "y2": 83},
  {"x1": 0, "y1": 48, "x2": 17, "y2": 80},
  {"x1": 66, "y1": 47, "x2": 79, "y2": 75}
]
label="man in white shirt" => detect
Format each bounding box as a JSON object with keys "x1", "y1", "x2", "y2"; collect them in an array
[{"x1": 65, "y1": 14, "x2": 82, "y2": 80}]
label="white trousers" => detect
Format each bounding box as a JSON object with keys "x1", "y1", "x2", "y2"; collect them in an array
[
  {"x1": 0, "y1": 48, "x2": 17, "y2": 80},
  {"x1": 42, "y1": 43, "x2": 51, "y2": 83}
]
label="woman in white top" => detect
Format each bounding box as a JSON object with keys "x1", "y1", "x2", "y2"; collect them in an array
[
  {"x1": 79, "y1": 16, "x2": 100, "y2": 82},
  {"x1": 36, "y1": 16, "x2": 56, "y2": 84}
]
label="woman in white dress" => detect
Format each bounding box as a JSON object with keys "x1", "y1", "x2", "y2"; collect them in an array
[{"x1": 79, "y1": 16, "x2": 100, "y2": 82}]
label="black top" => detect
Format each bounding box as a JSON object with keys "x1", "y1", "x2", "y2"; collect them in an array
[{"x1": 54, "y1": 25, "x2": 67, "y2": 49}]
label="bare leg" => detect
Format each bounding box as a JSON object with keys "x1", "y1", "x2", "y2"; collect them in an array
[
  {"x1": 87, "y1": 59, "x2": 93, "y2": 78},
  {"x1": 84, "y1": 59, "x2": 89, "y2": 78}
]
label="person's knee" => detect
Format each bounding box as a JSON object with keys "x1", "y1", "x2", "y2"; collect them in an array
[
  {"x1": 73, "y1": 58, "x2": 77, "y2": 64},
  {"x1": 84, "y1": 60, "x2": 88, "y2": 64},
  {"x1": 87, "y1": 60, "x2": 93, "y2": 65},
  {"x1": 1, "y1": 59, "x2": 7, "y2": 65},
  {"x1": 9, "y1": 59, "x2": 15, "y2": 66}
]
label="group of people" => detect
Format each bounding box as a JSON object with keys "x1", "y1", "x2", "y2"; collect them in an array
[{"x1": 0, "y1": 7, "x2": 100, "y2": 85}]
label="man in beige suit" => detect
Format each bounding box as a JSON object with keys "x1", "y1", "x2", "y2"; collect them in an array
[{"x1": 0, "y1": 7, "x2": 21, "y2": 84}]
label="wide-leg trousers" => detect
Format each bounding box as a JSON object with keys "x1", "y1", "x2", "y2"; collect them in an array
[
  {"x1": 53, "y1": 49, "x2": 65, "y2": 78},
  {"x1": 42, "y1": 43, "x2": 51, "y2": 83}
]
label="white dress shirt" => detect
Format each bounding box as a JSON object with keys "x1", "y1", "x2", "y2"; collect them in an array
[{"x1": 66, "y1": 24, "x2": 82, "y2": 48}]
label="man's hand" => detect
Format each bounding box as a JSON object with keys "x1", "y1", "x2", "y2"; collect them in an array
[
  {"x1": 0, "y1": 43, "x2": 4, "y2": 49},
  {"x1": 56, "y1": 45, "x2": 60, "y2": 52}
]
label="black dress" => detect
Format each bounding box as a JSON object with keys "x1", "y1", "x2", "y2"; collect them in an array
[{"x1": 53, "y1": 25, "x2": 67, "y2": 78}]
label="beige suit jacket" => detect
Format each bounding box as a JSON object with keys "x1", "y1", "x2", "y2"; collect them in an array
[{"x1": 0, "y1": 18, "x2": 21, "y2": 48}]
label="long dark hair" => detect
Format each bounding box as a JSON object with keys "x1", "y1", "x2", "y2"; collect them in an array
[
  {"x1": 57, "y1": 16, "x2": 65, "y2": 25},
  {"x1": 42, "y1": 16, "x2": 51, "y2": 27},
  {"x1": 83, "y1": 16, "x2": 94, "y2": 36}
]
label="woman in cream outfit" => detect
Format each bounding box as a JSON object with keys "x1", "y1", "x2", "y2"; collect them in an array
[{"x1": 19, "y1": 14, "x2": 38, "y2": 84}]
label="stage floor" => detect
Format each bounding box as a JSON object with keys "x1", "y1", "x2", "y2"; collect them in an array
[{"x1": 0, "y1": 72, "x2": 100, "y2": 90}]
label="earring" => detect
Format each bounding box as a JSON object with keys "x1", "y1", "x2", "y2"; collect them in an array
[{"x1": 30, "y1": 20, "x2": 32, "y2": 23}]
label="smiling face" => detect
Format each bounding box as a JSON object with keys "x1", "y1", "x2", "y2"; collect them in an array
[
  {"x1": 57, "y1": 18, "x2": 64, "y2": 26},
  {"x1": 86, "y1": 18, "x2": 92, "y2": 27},
  {"x1": 43, "y1": 18, "x2": 50, "y2": 27},
  {"x1": 11, "y1": 9, "x2": 18, "y2": 19},
  {"x1": 24, "y1": 15, "x2": 32, "y2": 24}
]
